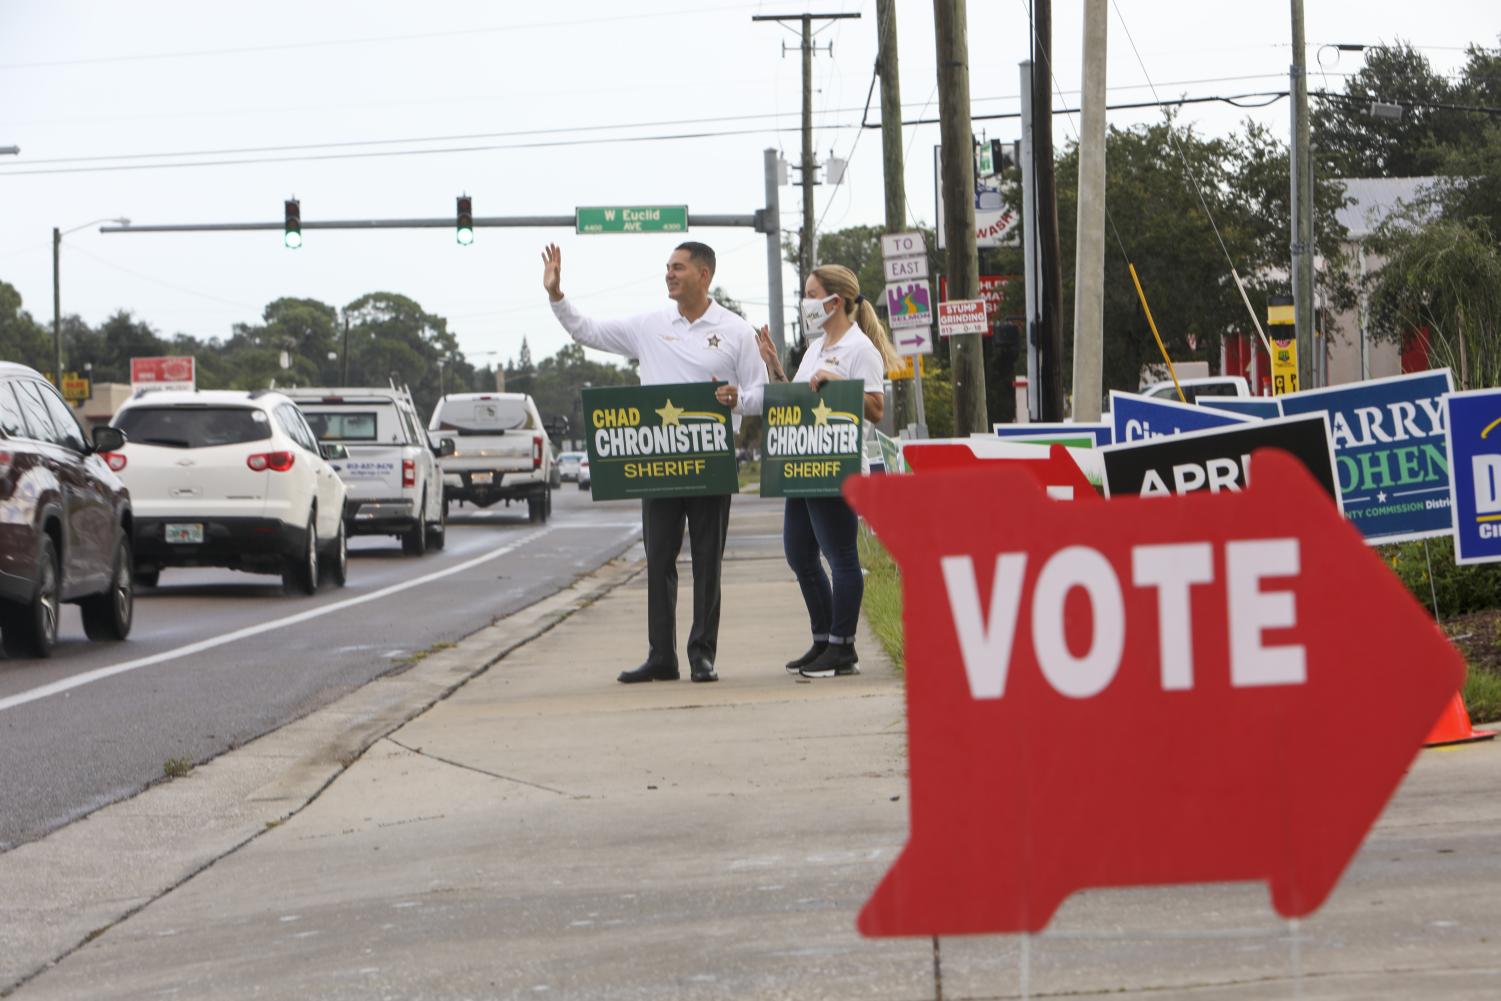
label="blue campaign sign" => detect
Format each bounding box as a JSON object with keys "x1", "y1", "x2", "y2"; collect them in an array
[
  {"x1": 1443, "y1": 389, "x2": 1501, "y2": 564},
  {"x1": 1109, "y1": 391, "x2": 1252, "y2": 445},
  {"x1": 1280, "y1": 370, "x2": 1454, "y2": 544},
  {"x1": 994, "y1": 421, "x2": 1112, "y2": 447},
  {"x1": 1201, "y1": 397, "x2": 1282, "y2": 419}
]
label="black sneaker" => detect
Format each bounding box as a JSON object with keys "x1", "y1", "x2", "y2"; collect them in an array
[
  {"x1": 785, "y1": 641, "x2": 829, "y2": 674},
  {"x1": 799, "y1": 644, "x2": 859, "y2": 678}
]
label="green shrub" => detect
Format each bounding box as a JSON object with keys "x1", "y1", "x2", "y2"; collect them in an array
[{"x1": 1380, "y1": 536, "x2": 1501, "y2": 618}]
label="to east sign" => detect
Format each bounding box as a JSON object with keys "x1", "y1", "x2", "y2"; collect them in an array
[
  {"x1": 881, "y1": 232, "x2": 927, "y2": 258},
  {"x1": 938, "y1": 300, "x2": 987, "y2": 337},
  {"x1": 845, "y1": 452, "x2": 1461, "y2": 936},
  {"x1": 883, "y1": 256, "x2": 929, "y2": 282},
  {"x1": 575, "y1": 205, "x2": 688, "y2": 235}
]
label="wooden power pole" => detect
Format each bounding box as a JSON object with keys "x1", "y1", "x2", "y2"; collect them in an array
[
  {"x1": 1033, "y1": 0, "x2": 1066, "y2": 420},
  {"x1": 933, "y1": 0, "x2": 988, "y2": 434},
  {"x1": 876, "y1": 0, "x2": 915, "y2": 430}
]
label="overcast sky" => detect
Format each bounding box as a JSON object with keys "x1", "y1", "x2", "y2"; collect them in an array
[{"x1": 1, "y1": 1, "x2": 1493, "y2": 375}]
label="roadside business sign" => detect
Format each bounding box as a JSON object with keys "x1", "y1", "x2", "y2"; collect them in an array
[
  {"x1": 130, "y1": 355, "x2": 195, "y2": 392},
  {"x1": 995, "y1": 421, "x2": 1113, "y2": 448},
  {"x1": 60, "y1": 373, "x2": 90, "y2": 403},
  {"x1": 580, "y1": 382, "x2": 736, "y2": 500},
  {"x1": 1279, "y1": 370, "x2": 1454, "y2": 544},
  {"x1": 759, "y1": 381, "x2": 864, "y2": 498},
  {"x1": 1442, "y1": 388, "x2": 1501, "y2": 564},
  {"x1": 575, "y1": 205, "x2": 688, "y2": 235},
  {"x1": 886, "y1": 355, "x2": 930, "y2": 381},
  {"x1": 1101, "y1": 412, "x2": 1341, "y2": 505},
  {"x1": 884, "y1": 280, "x2": 933, "y2": 331},
  {"x1": 939, "y1": 275, "x2": 1017, "y2": 327},
  {"x1": 1110, "y1": 390, "x2": 1252, "y2": 445},
  {"x1": 937, "y1": 300, "x2": 988, "y2": 337},
  {"x1": 846, "y1": 453, "x2": 1463, "y2": 935}
]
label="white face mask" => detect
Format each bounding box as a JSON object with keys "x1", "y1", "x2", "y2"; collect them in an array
[{"x1": 801, "y1": 294, "x2": 838, "y2": 334}]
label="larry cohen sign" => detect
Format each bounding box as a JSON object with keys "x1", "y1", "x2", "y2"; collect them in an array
[
  {"x1": 1280, "y1": 370, "x2": 1454, "y2": 544},
  {"x1": 581, "y1": 382, "x2": 738, "y2": 500}
]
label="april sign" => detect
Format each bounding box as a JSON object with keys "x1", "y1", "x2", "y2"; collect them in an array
[{"x1": 1280, "y1": 371, "x2": 1453, "y2": 544}]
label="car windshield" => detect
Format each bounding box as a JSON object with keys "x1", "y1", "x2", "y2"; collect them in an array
[
  {"x1": 435, "y1": 398, "x2": 533, "y2": 433},
  {"x1": 114, "y1": 406, "x2": 272, "y2": 448},
  {"x1": 303, "y1": 410, "x2": 378, "y2": 441}
]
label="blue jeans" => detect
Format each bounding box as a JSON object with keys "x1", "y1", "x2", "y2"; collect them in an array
[{"x1": 783, "y1": 496, "x2": 862, "y2": 645}]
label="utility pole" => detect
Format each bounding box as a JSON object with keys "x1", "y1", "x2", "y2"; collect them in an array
[
  {"x1": 1033, "y1": 0, "x2": 1066, "y2": 420},
  {"x1": 1290, "y1": 0, "x2": 1317, "y2": 389},
  {"x1": 933, "y1": 0, "x2": 988, "y2": 435},
  {"x1": 876, "y1": 0, "x2": 916, "y2": 431},
  {"x1": 1070, "y1": 0, "x2": 1107, "y2": 421},
  {"x1": 52, "y1": 228, "x2": 61, "y2": 387},
  {"x1": 753, "y1": 11, "x2": 860, "y2": 298},
  {"x1": 341, "y1": 312, "x2": 351, "y2": 384}
]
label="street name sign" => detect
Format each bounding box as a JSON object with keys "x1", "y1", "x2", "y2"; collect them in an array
[
  {"x1": 1101, "y1": 413, "x2": 1340, "y2": 504},
  {"x1": 937, "y1": 300, "x2": 988, "y2": 337},
  {"x1": 1279, "y1": 370, "x2": 1454, "y2": 544},
  {"x1": 759, "y1": 381, "x2": 864, "y2": 498},
  {"x1": 845, "y1": 452, "x2": 1464, "y2": 936},
  {"x1": 575, "y1": 205, "x2": 688, "y2": 235},
  {"x1": 580, "y1": 382, "x2": 735, "y2": 500}
]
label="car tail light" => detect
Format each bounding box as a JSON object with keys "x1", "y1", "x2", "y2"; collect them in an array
[
  {"x1": 402, "y1": 458, "x2": 416, "y2": 487},
  {"x1": 103, "y1": 452, "x2": 127, "y2": 472},
  {"x1": 247, "y1": 450, "x2": 296, "y2": 472},
  {"x1": 532, "y1": 436, "x2": 543, "y2": 469}
]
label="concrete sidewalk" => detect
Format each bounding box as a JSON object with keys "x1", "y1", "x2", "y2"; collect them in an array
[{"x1": 9, "y1": 494, "x2": 1501, "y2": 1000}]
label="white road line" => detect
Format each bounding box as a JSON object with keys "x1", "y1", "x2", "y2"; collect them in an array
[{"x1": 0, "y1": 528, "x2": 554, "y2": 715}]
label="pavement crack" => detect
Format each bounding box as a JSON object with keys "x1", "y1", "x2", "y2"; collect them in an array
[{"x1": 384, "y1": 737, "x2": 572, "y2": 796}]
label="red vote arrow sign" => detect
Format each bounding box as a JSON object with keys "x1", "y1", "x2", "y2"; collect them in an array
[
  {"x1": 845, "y1": 450, "x2": 1463, "y2": 937},
  {"x1": 904, "y1": 442, "x2": 1099, "y2": 502}
]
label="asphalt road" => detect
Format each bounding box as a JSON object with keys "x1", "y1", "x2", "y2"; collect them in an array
[{"x1": 0, "y1": 487, "x2": 642, "y2": 851}]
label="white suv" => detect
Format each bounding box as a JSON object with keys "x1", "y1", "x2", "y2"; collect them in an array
[
  {"x1": 285, "y1": 386, "x2": 450, "y2": 556},
  {"x1": 110, "y1": 390, "x2": 349, "y2": 594}
]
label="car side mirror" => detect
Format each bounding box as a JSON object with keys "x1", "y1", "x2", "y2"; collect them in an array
[
  {"x1": 92, "y1": 426, "x2": 126, "y2": 453},
  {"x1": 434, "y1": 437, "x2": 456, "y2": 458},
  {"x1": 320, "y1": 443, "x2": 349, "y2": 461}
]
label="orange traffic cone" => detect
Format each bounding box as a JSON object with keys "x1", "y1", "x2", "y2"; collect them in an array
[{"x1": 1424, "y1": 692, "x2": 1497, "y2": 747}]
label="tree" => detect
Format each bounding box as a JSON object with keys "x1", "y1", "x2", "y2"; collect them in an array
[
  {"x1": 0, "y1": 282, "x2": 51, "y2": 371},
  {"x1": 1367, "y1": 214, "x2": 1501, "y2": 391}
]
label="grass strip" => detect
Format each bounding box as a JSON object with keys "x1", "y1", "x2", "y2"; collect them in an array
[{"x1": 858, "y1": 526, "x2": 904, "y2": 673}]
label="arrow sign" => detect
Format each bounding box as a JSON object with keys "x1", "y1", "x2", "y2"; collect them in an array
[
  {"x1": 904, "y1": 443, "x2": 1099, "y2": 502},
  {"x1": 845, "y1": 450, "x2": 1462, "y2": 937},
  {"x1": 899, "y1": 334, "x2": 926, "y2": 349}
]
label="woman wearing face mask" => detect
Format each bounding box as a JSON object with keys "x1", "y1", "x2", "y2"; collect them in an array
[{"x1": 774, "y1": 264, "x2": 903, "y2": 678}]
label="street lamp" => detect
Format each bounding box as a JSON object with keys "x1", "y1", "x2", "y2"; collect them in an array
[{"x1": 53, "y1": 217, "x2": 130, "y2": 387}]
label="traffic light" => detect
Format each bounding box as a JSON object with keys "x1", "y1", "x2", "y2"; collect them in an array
[
  {"x1": 283, "y1": 198, "x2": 302, "y2": 249},
  {"x1": 456, "y1": 195, "x2": 474, "y2": 245}
]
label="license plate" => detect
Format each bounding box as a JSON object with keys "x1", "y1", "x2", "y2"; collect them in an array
[
  {"x1": 470, "y1": 472, "x2": 493, "y2": 484},
  {"x1": 165, "y1": 523, "x2": 204, "y2": 544}
]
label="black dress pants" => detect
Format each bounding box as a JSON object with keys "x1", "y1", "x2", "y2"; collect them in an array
[{"x1": 641, "y1": 493, "x2": 733, "y2": 669}]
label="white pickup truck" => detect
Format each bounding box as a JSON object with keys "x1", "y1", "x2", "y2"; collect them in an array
[
  {"x1": 287, "y1": 386, "x2": 452, "y2": 555},
  {"x1": 428, "y1": 392, "x2": 553, "y2": 524}
]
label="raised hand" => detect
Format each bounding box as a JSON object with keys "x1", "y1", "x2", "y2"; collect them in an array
[
  {"x1": 541, "y1": 243, "x2": 563, "y2": 301},
  {"x1": 755, "y1": 324, "x2": 786, "y2": 381}
]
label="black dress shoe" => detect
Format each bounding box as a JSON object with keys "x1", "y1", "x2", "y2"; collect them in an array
[
  {"x1": 799, "y1": 644, "x2": 859, "y2": 678},
  {"x1": 785, "y1": 641, "x2": 829, "y2": 674},
  {"x1": 618, "y1": 662, "x2": 680, "y2": 684},
  {"x1": 690, "y1": 658, "x2": 718, "y2": 683}
]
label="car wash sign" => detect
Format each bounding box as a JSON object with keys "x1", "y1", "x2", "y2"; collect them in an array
[
  {"x1": 581, "y1": 382, "x2": 736, "y2": 500},
  {"x1": 1280, "y1": 371, "x2": 1453, "y2": 544},
  {"x1": 760, "y1": 381, "x2": 864, "y2": 498}
]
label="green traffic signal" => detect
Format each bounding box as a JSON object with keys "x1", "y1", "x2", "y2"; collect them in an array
[
  {"x1": 284, "y1": 198, "x2": 302, "y2": 249},
  {"x1": 456, "y1": 194, "x2": 473, "y2": 245}
]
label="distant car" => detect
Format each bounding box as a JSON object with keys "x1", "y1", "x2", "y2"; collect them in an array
[
  {"x1": 557, "y1": 451, "x2": 585, "y2": 482},
  {"x1": 0, "y1": 362, "x2": 134, "y2": 657},
  {"x1": 111, "y1": 390, "x2": 349, "y2": 594},
  {"x1": 284, "y1": 386, "x2": 449, "y2": 556},
  {"x1": 577, "y1": 455, "x2": 591, "y2": 491},
  {"x1": 1140, "y1": 376, "x2": 1251, "y2": 404}
]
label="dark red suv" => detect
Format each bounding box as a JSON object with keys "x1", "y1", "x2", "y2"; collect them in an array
[{"x1": 0, "y1": 362, "x2": 134, "y2": 657}]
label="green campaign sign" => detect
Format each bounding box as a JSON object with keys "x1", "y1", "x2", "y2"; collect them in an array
[
  {"x1": 582, "y1": 382, "x2": 737, "y2": 500},
  {"x1": 759, "y1": 381, "x2": 865, "y2": 498},
  {"x1": 575, "y1": 205, "x2": 689, "y2": 235}
]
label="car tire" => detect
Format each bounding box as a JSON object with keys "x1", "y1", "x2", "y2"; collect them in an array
[
  {"x1": 545, "y1": 487, "x2": 553, "y2": 520},
  {"x1": 324, "y1": 517, "x2": 348, "y2": 588},
  {"x1": 283, "y1": 514, "x2": 319, "y2": 595},
  {"x1": 528, "y1": 492, "x2": 545, "y2": 524},
  {"x1": 2, "y1": 535, "x2": 61, "y2": 658},
  {"x1": 427, "y1": 495, "x2": 446, "y2": 551},
  {"x1": 402, "y1": 502, "x2": 428, "y2": 556},
  {"x1": 82, "y1": 535, "x2": 134, "y2": 641}
]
